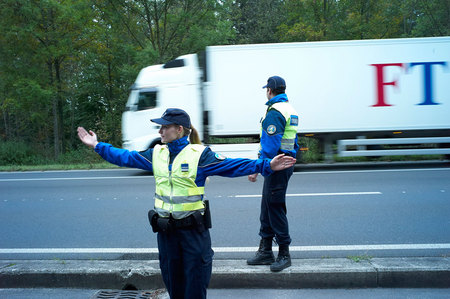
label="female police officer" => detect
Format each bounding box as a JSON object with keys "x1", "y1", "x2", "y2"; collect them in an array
[{"x1": 77, "y1": 108, "x2": 295, "y2": 299}]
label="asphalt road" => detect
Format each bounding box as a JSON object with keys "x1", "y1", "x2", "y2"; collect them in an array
[{"x1": 1, "y1": 162, "x2": 449, "y2": 260}]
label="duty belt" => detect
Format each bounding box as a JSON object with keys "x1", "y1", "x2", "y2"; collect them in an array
[{"x1": 148, "y1": 200, "x2": 212, "y2": 233}]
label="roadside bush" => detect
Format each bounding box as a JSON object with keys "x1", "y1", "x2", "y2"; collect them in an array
[
  {"x1": 0, "y1": 141, "x2": 104, "y2": 166},
  {"x1": 298, "y1": 137, "x2": 322, "y2": 163},
  {"x1": 56, "y1": 147, "x2": 104, "y2": 164},
  {"x1": 0, "y1": 141, "x2": 40, "y2": 165}
]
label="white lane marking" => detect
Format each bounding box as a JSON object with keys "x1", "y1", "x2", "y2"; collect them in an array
[
  {"x1": 0, "y1": 248, "x2": 158, "y2": 254},
  {"x1": 293, "y1": 168, "x2": 450, "y2": 175},
  {"x1": 234, "y1": 192, "x2": 382, "y2": 198},
  {"x1": 0, "y1": 176, "x2": 149, "y2": 182},
  {"x1": 0, "y1": 167, "x2": 448, "y2": 182},
  {"x1": 1, "y1": 243, "x2": 450, "y2": 254},
  {"x1": 0, "y1": 168, "x2": 137, "y2": 174}
]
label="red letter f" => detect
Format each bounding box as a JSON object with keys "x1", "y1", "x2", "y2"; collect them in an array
[{"x1": 370, "y1": 63, "x2": 404, "y2": 107}]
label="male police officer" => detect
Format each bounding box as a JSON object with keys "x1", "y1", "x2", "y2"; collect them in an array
[{"x1": 247, "y1": 76, "x2": 299, "y2": 272}]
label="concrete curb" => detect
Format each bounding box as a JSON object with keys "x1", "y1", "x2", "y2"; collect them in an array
[{"x1": 1, "y1": 257, "x2": 449, "y2": 289}]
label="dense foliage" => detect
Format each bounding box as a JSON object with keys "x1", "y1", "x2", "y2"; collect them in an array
[{"x1": 0, "y1": 0, "x2": 448, "y2": 165}]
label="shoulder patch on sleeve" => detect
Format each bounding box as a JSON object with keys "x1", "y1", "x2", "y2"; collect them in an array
[
  {"x1": 266, "y1": 125, "x2": 277, "y2": 135},
  {"x1": 290, "y1": 115, "x2": 299, "y2": 126},
  {"x1": 215, "y1": 153, "x2": 226, "y2": 160}
]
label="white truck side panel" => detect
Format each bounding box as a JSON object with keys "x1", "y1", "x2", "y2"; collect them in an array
[{"x1": 205, "y1": 37, "x2": 450, "y2": 135}]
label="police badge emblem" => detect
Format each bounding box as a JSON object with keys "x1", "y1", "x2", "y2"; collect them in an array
[
  {"x1": 215, "y1": 153, "x2": 226, "y2": 160},
  {"x1": 267, "y1": 125, "x2": 276, "y2": 135}
]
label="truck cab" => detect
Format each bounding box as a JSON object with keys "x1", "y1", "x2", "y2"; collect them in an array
[{"x1": 122, "y1": 55, "x2": 203, "y2": 151}]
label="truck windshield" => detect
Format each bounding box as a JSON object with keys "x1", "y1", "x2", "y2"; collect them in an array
[{"x1": 137, "y1": 90, "x2": 157, "y2": 110}]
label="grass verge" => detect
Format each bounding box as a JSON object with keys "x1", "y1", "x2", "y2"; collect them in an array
[{"x1": 0, "y1": 162, "x2": 120, "y2": 172}]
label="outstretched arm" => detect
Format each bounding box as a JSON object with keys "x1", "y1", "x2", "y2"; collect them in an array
[
  {"x1": 199, "y1": 148, "x2": 296, "y2": 179},
  {"x1": 77, "y1": 127, "x2": 99, "y2": 148},
  {"x1": 248, "y1": 154, "x2": 295, "y2": 182},
  {"x1": 77, "y1": 126, "x2": 153, "y2": 171},
  {"x1": 270, "y1": 154, "x2": 296, "y2": 171}
]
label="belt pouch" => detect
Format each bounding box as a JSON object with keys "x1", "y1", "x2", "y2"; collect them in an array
[
  {"x1": 192, "y1": 211, "x2": 205, "y2": 232},
  {"x1": 157, "y1": 217, "x2": 171, "y2": 232}
]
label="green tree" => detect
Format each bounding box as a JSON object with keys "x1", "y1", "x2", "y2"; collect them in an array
[
  {"x1": 277, "y1": 0, "x2": 340, "y2": 42},
  {"x1": 105, "y1": 0, "x2": 234, "y2": 64},
  {"x1": 278, "y1": 0, "x2": 405, "y2": 42},
  {"x1": 400, "y1": 0, "x2": 450, "y2": 37},
  {"x1": 230, "y1": 0, "x2": 285, "y2": 44},
  {"x1": 0, "y1": 0, "x2": 96, "y2": 159},
  {"x1": 277, "y1": 0, "x2": 448, "y2": 43},
  {"x1": 339, "y1": 0, "x2": 404, "y2": 39}
]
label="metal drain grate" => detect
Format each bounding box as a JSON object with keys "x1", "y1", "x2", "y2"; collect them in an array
[{"x1": 92, "y1": 290, "x2": 165, "y2": 299}]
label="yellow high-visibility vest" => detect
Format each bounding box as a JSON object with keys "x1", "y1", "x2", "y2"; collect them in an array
[{"x1": 152, "y1": 144, "x2": 206, "y2": 219}]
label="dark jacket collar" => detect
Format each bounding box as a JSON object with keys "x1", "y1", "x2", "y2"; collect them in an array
[
  {"x1": 265, "y1": 93, "x2": 288, "y2": 106},
  {"x1": 167, "y1": 136, "x2": 189, "y2": 155}
]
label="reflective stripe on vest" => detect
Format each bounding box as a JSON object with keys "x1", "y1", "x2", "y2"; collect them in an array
[
  {"x1": 261, "y1": 102, "x2": 299, "y2": 151},
  {"x1": 152, "y1": 143, "x2": 206, "y2": 219},
  {"x1": 154, "y1": 197, "x2": 204, "y2": 212}
]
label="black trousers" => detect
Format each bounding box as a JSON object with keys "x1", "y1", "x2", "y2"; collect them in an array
[
  {"x1": 157, "y1": 228, "x2": 214, "y2": 299},
  {"x1": 259, "y1": 166, "x2": 293, "y2": 246}
]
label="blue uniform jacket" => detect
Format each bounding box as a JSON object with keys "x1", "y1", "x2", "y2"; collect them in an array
[
  {"x1": 260, "y1": 94, "x2": 299, "y2": 159},
  {"x1": 95, "y1": 136, "x2": 274, "y2": 188}
]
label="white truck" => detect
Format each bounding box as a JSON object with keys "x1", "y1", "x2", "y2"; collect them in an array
[{"x1": 122, "y1": 36, "x2": 450, "y2": 161}]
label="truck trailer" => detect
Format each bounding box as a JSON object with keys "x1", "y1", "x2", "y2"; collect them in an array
[{"x1": 122, "y1": 37, "x2": 450, "y2": 161}]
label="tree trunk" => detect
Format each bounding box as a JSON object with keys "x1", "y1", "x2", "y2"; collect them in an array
[
  {"x1": 2, "y1": 110, "x2": 8, "y2": 140},
  {"x1": 49, "y1": 61, "x2": 60, "y2": 159},
  {"x1": 54, "y1": 59, "x2": 64, "y2": 155}
]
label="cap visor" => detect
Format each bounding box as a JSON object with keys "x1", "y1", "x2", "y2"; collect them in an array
[
  {"x1": 150, "y1": 118, "x2": 174, "y2": 125},
  {"x1": 262, "y1": 85, "x2": 268, "y2": 89}
]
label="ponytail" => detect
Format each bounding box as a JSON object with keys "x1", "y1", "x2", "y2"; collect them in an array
[{"x1": 183, "y1": 125, "x2": 202, "y2": 144}]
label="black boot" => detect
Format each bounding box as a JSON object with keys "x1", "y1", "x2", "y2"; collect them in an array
[
  {"x1": 270, "y1": 244, "x2": 291, "y2": 272},
  {"x1": 247, "y1": 238, "x2": 275, "y2": 265}
]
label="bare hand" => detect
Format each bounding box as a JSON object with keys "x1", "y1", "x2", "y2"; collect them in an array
[
  {"x1": 248, "y1": 173, "x2": 258, "y2": 182},
  {"x1": 270, "y1": 154, "x2": 296, "y2": 171},
  {"x1": 77, "y1": 127, "x2": 98, "y2": 148}
]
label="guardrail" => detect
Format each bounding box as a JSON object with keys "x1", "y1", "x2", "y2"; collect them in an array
[{"x1": 337, "y1": 137, "x2": 450, "y2": 157}]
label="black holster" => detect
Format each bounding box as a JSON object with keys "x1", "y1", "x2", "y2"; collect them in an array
[
  {"x1": 203, "y1": 200, "x2": 212, "y2": 229},
  {"x1": 148, "y1": 210, "x2": 163, "y2": 233}
]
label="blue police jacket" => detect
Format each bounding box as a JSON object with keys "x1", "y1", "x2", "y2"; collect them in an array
[
  {"x1": 260, "y1": 94, "x2": 299, "y2": 159},
  {"x1": 95, "y1": 136, "x2": 274, "y2": 188}
]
